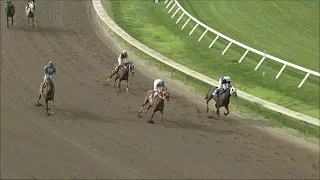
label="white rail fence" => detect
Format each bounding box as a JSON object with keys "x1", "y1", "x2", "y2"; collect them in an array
[
  {"x1": 91, "y1": 0, "x2": 319, "y2": 127},
  {"x1": 164, "y1": 0, "x2": 320, "y2": 88}
]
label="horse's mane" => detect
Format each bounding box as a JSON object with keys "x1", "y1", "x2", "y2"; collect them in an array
[{"x1": 46, "y1": 79, "x2": 55, "y2": 89}]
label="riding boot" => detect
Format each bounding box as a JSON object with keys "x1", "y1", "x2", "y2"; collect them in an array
[{"x1": 115, "y1": 65, "x2": 120, "y2": 72}]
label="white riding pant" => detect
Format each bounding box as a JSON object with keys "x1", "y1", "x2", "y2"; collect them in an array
[{"x1": 118, "y1": 57, "x2": 127, "y2": 66}]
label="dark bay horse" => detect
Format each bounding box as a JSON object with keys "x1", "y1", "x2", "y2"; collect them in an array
[
  {"x1": 37, "y1": 77, "x2": 55, "y2": 115},
  {"x1": 106, "y1": 62, "x2": 134, "y2": 94},
  {"x1": 5, "y1": 1, "x2": 15, "y2": 28},
  {"x1": 205, "y1": 85, "x2": 237, "y2": 116},
  {"x1": 138, "y1": 87, "x2": 170, "y2": 127}
]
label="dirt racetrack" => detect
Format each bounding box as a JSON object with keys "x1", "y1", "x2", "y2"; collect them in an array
[{"x1": 1, "y1": 0, "x2": 319, "y2": 179}]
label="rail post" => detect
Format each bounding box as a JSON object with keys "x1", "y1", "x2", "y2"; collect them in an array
[{"x1": 305, "y1": 122, "x2": 309, "y2": 135}]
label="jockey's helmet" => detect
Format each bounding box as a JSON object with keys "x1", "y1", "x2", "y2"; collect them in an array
[
  {"x1": 159, "y1": 79, "x2": 164, "y2": 85},
  {"x1": 122, "y1": 50, "x2": 127, "y2": 56},
  {"x1": 49, "y1": 61, "x2": 53, "y2": 66},
  {"x1": 225, "y1": 76, "x2": 231, "y2": 82}
]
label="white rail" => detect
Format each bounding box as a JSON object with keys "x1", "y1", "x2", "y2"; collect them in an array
[
  {"x1": 164, "y1": 0, "x2": 320, "y2": 88},
  {"x1": 91, "y1": 0, "x2": 319, "y2": 126}
]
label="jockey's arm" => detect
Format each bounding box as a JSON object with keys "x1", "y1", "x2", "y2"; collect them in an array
[
  {"x1": 52, "y1": 67, "x2": 56, "y2": 76},
  {"x1": 44, "y1": 65, "x2": 49, "y2": 74}
]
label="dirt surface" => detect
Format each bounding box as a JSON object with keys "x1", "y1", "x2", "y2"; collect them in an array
[{"x1": 1, "y1": 1, "x2": 319, "y2": 179}]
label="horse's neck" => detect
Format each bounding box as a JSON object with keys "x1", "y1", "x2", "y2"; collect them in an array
[
  {"x1": 154, "y1": 96, "x2": 164, "y2": 103},
  {"x1": 46, "y1": 81, "x2": 54, "y2": 88}
]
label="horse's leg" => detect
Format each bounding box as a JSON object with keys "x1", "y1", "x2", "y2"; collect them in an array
[
  {"x1": 113, "y1": 76, "x2": 119, "y2": 88},
  {"x1": 206, "y1": 96, "x2": 212, "y2": 113},
  {"x1": 147, "y1": 110, "x2": 156, "y2": 124},
  {"x1": 125, "y1": 80, "x2": 129, "y2": 94},
  {"x1": 37, "y1": 93, "x2": 42, "y2": 104},
  {"x1": 11, "y1": 16, "x2": 13, "y2": 26},
  {"x1": 26, "y1": 17, "x2": 29, "y2": 28},
  {"x1": 143, "y1": 104, "x2": 152, "y2": 113},
  {"x1": 138, "y1": 99, "x2": 149, "y2": 117},
  {"x1": 160, "y1": 109, "x2": 165, "y2": 128},
  {"x1": 106, "y1": 72, "x2": 115, "y2": 84},
  {"x1": 32, "y1": 17, "x2": 34, "y2": 28},
  {"x1": 45, "y1": 99, "x2": 49, "y2": 115},
  {"x1": 51, "y1": 99, "x2": 54, "y2": 115},
  {"x1": 118, "y1": 79, "x2": 121, "y2": 92},
  {"x1": 224, "y1": 104, "x2": 229, "y2": 116},
  {"x1": 7, "y1": 16, "x2": 9, "y2": 28},
  {"x1": 215, "y1": 104, "x2": 220, "y2": 117}
]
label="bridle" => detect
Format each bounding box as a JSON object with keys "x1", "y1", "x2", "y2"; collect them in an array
[{"x1": 158, "y1": 90, "x2": 169, "y2": 100}]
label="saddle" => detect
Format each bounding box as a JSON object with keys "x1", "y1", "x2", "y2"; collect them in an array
[
  {"x1": 213, "y1": 88, "x2": 225, "y2": 97},
  {"x1": 114, "y1": 64, "x2": 125, "y2": 73}
]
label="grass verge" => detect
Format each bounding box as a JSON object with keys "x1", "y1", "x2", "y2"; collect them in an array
[
  {"x1": 102, "y1": 0, "x2": 319, "y2": 139},
  {"x1": 103, "y1": 0, "x2": 319, "y2": 119}
]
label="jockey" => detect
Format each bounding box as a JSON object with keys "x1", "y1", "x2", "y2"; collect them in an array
[
  {"x1": 27, "y1": 0, "x2": 35, "y2": 9},
  {"x1": 6, "y1": 0, "x2": 13, "y2": 7},
  {"x1": 116, "y1": 50, "x2": 128, "y2": 71},
  {"x1": 151, "y1": 79, "x2": 165, "y2": 100},
  {"x1": 213, "y1": 76, "x2": 231, "y2": 96},
  {"x1": 41, "y1": 61, "x2": 56, "y2": 91}
]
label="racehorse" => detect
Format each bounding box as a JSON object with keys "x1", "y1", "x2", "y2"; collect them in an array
[
  {"x1": 5, "y1": 0, "x2": 15, "y2": 28},
  {"x1": 37, "y1": 76, "x2": 55, "y2": 115},
  {"x1": 106, "y1": 62, "x2": 134, "y2": 94},
  {"x1": 205, "y1": 85, "x2": 237, "y2": 116},
  {"x1": 138, "y1": 87, "x2": 170, "y2": 127},
  {"x1": 25, "y1": 1, "x2": 35, "y2": 28}
]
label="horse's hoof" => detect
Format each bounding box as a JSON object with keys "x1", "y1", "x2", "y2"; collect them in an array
[
  {"x1": 137, "y1": 113, "x2": 142, "y2": 117},
  {"x1": 147, "y1": 120, "x2": 154, "y2": 124},
  {"x1": 224, "y1": 113, "x2": 228, "y2": 116}
]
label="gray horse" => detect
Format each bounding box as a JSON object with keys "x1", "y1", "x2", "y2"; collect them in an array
[
  {"x1": 138, "y1": 87, "x2": 170, "y2": 127},
  {"x1": 25, "y1": 1, "x2": 35, "y2": 28},
  {"x1": 205, "y1": 85, "x2": 237, "y2": 116},
  {"x1": 37, "y1": 77, "x2": 55, "y2": 115},
  {"x1": 106, "y1": 62, "x2": 134, "y2": 94},
  {"x1": 5, "y1": 0, "x2": 15, "y2": 28}
]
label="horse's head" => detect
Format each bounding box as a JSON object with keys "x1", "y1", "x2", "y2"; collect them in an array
[
  {"x1": 127, "y1": 62, "x2": 135, "y2": 75},
  {"x1": 229, "y1": 85, "x2": 237, "y2": 97},
  {"x1": 46, "y1": 75, "x2": 53, "y2": 84},
  {"x1": 159, "y1": 88, "x2": 170, "y2": 102}
]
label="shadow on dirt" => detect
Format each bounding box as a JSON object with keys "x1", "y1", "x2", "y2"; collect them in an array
[{"x1": 10, "y1": 25, "x2": 79, "y2": 35}]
